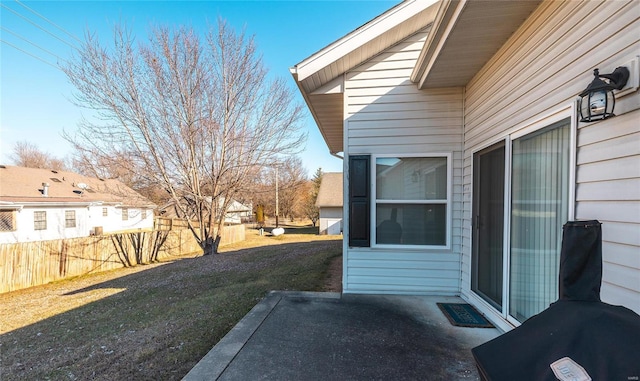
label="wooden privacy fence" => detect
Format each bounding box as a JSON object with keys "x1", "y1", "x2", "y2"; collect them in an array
[
  {"x1": 0, "y1": 224, "x2": 245, "y2": 294},
  {"x1": 154, "y1": 218, "x2": 245, "y2": 247},
  {"x1": 155, "y1": 217, "x2": 200, "y2": 231}
]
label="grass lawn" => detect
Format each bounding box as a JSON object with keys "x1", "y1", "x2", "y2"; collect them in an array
[{"x1": 0, "y1": 225, "x2": 342, "y2": 380}]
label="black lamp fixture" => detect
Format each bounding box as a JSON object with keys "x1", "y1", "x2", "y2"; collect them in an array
[{"x1": 578, "y1": 66, "x2": 630, "y2": 122}]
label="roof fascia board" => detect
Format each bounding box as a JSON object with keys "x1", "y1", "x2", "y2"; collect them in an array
[
  {"x1": 292, "y1": 0, "x2": 438, "y2": 82},
  {"x1": 411, "y1": 0, "x2": 466, "y2": 88},
  {"x1": 14, "y1": 201, "x2": 95, "y2": 208},
  {"x1": 0, "y1": 203, "x2": 23, "y2": 211}
]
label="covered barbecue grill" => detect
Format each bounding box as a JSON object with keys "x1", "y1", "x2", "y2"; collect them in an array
[{"x1": 472, "y1": 220, "x2": 640, "y2": 380}]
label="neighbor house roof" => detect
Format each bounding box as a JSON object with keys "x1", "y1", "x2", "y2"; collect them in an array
[
  {"x1": 157, "y1": 197, "x2": 251, "y2": 219},
  {"x1": 227, "y1": 199, "x2": 252, "y2": 213},
  {"x1": 0, "y1": 165, "x2": 155, "y2": 208},
  {"x1": 316, "y1": 172, "x2": 343, "y2": 208},
  {"x1": 290, "y1": 0, "x2": 440, "y2": 154}
]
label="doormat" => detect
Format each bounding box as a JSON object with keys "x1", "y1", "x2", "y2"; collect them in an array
[{"x1": 437, "y1": 303, "x2": 494, "y2": 328}]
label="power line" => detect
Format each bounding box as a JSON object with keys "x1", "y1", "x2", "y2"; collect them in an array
[
  {"x1": 0, "y1": 39, "x2": 59, "y2": 69},
  {"x1": 1, "y1": 26, "x2": 68, "y2": 64},
  {"x1": 0, "y1": 3, "x2": 77, "y2": 49},
  {"x1": 14, "y1": 0, "x2": 82, "y2": 43}
]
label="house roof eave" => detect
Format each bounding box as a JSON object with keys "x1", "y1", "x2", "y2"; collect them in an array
[
  {"x1": 290, "y1": 70, "x2": 344, "y2": 153},
  {"x1": 293, "y1": 0, "x2": 439, "y2": 84},
  {"x1": 413, "y1": 0, "x2": 543, "y2": 89},
  {"x1": 0, "y1": 200, "x2": 94, "y2": 208},
  {"x1": 291, "y1": 0, "x2": 440, "y2": 154},
  {"x1": 410, "y1": 0, "x2": 461, "y2": 84}
]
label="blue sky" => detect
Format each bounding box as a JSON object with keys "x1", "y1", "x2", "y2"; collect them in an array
[{"x1": 1, "y1": 0, "x2": 399, "y2": 177}]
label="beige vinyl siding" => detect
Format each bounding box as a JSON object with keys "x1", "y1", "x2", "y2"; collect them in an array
[
  {"x1": 343, "y1": 28, "x2": 465, "y2": 294},
  {"x1": 345, "y1": 251, "x2": 460, "y2": 294},
  {"x1": 461, "y1": 0, "x2": 640, "y2": 313},
  {"x1": 577, "y1": 110, "x2": 640, "y2": 311},
  {"x1": 464, "y1": 0, "x2": 638, "y2": 143}
]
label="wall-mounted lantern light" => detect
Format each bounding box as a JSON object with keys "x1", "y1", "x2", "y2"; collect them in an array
[{"x1": 578, "y1": 67, "x2": 630, "y2": 122}]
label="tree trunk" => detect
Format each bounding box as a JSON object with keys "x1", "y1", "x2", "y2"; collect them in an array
[
  {"x1": 202, "y1": 237, "x2": 214, "y2": 256},
  {"x1": 202, "y1": 235, "x2": 222, "y2": 255}
]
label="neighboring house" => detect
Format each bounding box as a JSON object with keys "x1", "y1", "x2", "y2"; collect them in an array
[
  {"x1": 158, "y1": 197, "x2": 252, "y2": 225},
  {"x1": 291, "y1": 0, "x2": 640, "y2": 331},
  {"x1": 0, "y1": 165, "x2": 156, "y2": 243},
  {"x1": 316, "y1": 172, "x2": 343, "y2": 235},
  {"x1": 225, "y1": 199, "x2": 253, "y2": 224}
]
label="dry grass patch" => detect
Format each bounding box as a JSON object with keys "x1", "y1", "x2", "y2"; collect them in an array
[{"x1": 0, "y1": 226, "x2": 342, "y2": 380}]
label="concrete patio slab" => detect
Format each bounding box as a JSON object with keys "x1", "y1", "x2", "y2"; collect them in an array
[{"x1": 183, "y1": 291, "x2": 500, "y2": 381}]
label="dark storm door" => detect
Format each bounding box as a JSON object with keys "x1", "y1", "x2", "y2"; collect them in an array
[{"x1": 472, "y1": 142, "x2": 505, "y2": 310}]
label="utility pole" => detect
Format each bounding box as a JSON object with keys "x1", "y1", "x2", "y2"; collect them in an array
[{"x1": 275, "y1": 165, "x2": 279, "y2": 228}]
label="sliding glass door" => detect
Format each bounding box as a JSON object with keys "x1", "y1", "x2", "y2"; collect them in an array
[
  {"x1": 509, "y1": 119, "x2": 571, "y2": 322},
  {"x1": 471, "y1": 117, "x2": 572, "y2": 324},
  {"x1": 472, "y1": 142, "x2": 505, "y2": 310}
]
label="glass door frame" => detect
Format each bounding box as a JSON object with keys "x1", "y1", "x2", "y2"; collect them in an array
[
  {"x1": 472, "y1": 141, "x2": 506, "y2": 311},
  {"x1": 470, "y1": 103, "x2": 577, "y2": 327}
]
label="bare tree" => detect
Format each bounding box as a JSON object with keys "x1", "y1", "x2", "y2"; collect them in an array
[
  {"x1": 298, "y1": 181, "x2": 317, "y2": 226},
  {"x1": 301, "y1": 168, "x2": 322, "y2": 226},
  {"x1": 10, "y1": 141, "x2": 68, "y2": 170},
  {"x1": 63, "y1": 20, "x2": 306, "y2": 254},
  {"x1": 277, "y1": 156, "x2": 307, "y2": 221},
  {"x1": 246, "y1": 156, "x2": 308, "y2": 223},
  {"x1": 242, "y1": 167, "x2": 274, "y2": 221},
  {"x1": 72, "y1": 150, "x2": 169, "y2": 205}
]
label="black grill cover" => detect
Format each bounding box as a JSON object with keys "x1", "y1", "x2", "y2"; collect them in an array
[
  {"x1": 472, "y1": 220, "x2": 640, "y2": 380},
  {"x1": 558, "y1": 220, "x2": 602, "y2": 302}
]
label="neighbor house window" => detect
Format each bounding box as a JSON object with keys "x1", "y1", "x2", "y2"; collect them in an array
[
  {"x1": 34, "y1": 211, "x2": 47, "y2": 230},
  {"x1": 122, "y1": 208, "x2": 129, "y2": 221},
  {"x1": 374, "y1": 156, "x2": 449, "y2": 246},
  {"x1": 0, "y1": 210, "x2": 16, "y2": 231},
  {"x1": 102, "y1": 207, "x2": 108, "y2": 217},
  {"x1": 65, "y1": 210, "x2": 76, "y2": 228},
  {"x1": 141, "y1": 209, "x2": 147, "y2": 219}
]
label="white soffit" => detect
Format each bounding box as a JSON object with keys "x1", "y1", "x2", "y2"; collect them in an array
[{"x1": 413, "y1": 0, "x2": 542, "y2": 89}]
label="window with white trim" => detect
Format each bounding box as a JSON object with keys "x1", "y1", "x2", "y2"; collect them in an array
[
  {"x1": 65, "y1": 210, "x2": 76, "y2": 228},
  {"x1": 122, "y1": 208, "x2": 129, "y2": 221},
  {"x1": 374, "y1": 156, "x2": 449, "y2": 247},
  {"x1": 34, "y1": 211, "x2": 47, "y2": 230}
]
